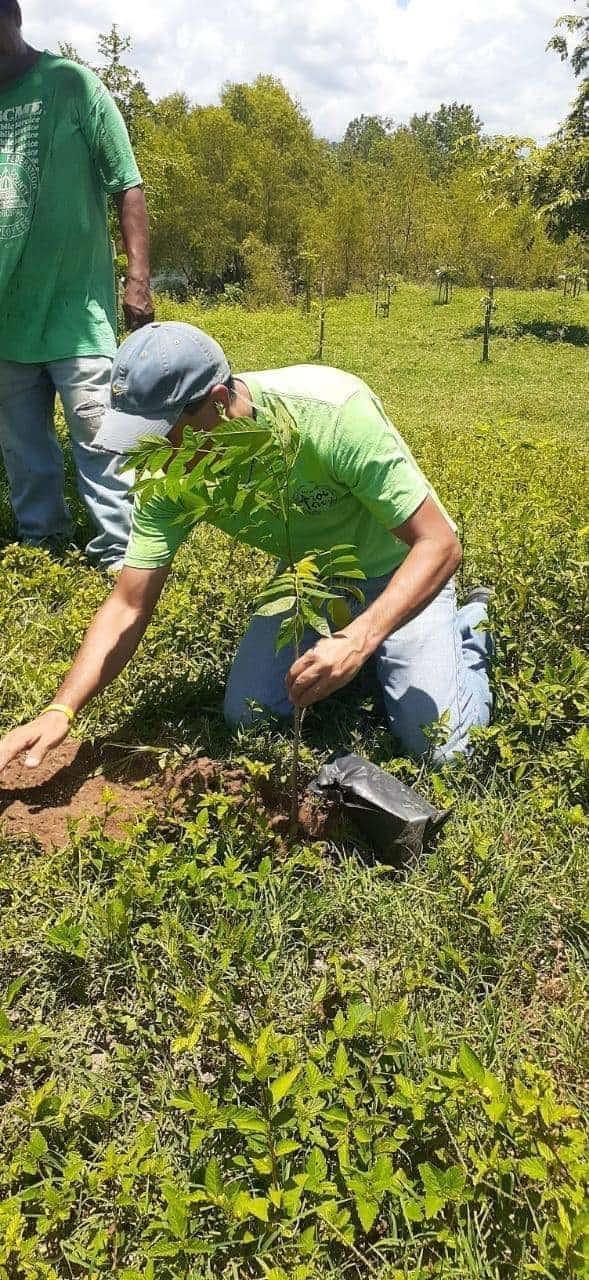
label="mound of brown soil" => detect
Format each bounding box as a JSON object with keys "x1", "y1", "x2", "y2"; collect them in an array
[{"x1": 0, "y1": 741, "x2": 335, "y2": 850}]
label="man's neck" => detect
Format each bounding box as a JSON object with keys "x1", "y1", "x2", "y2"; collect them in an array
[
  {"x1": 0, "y1": 41, "x2": 41, "y2": 86},
  {"x1": 231, "y1": 378, "x2": 255, "y2": 420}
]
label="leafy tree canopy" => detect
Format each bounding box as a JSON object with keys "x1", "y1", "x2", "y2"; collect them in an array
[
  {"x1": 407, "y1": 102, "x2": 483, "y2": 175},
  {"x1": 528, "y1": 1, "x2": 588, "y2": 241},
  {"x1": 341, "y1": 114, "x2": 393, "y2": 160}
]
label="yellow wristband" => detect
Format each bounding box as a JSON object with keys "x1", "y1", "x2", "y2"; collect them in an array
[{"x1": 43, "y1": 703, "x2": 75, "y2": 724}]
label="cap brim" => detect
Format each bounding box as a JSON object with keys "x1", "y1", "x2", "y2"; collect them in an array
[{"x1": 92, "y1": 406, "x2": 177, "y2": 455}]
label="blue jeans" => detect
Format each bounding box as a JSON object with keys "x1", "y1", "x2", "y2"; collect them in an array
[
  {"x1": 0, "y1": 357, "x2": 132, "y2": 569},
  {"x1": 224, "y1": 576, "x2": 493, "y2": 764}
]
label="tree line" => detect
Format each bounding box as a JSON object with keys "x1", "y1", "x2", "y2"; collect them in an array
[{"x1": 63, "y1": 8, "x2": 588, "y2": 305}]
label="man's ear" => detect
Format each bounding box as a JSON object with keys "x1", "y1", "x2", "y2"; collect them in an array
[{"x1": 211, "y1": 384, "x2": 231, "y2": 417}]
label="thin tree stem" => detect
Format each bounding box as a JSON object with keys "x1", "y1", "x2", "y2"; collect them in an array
[
  {"x1": 276, "y1": 422, "x2": 303, "y2": 837},
  {"x1": 290, "y1": 702, "x2": 301, "y2": 834}
]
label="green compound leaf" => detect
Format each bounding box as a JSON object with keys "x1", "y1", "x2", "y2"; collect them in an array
[
  {"x1": 300, "y1": 604, "x2": 331, "y2": 637},
  {"x1": 255, "y1": 595, "x2": 297, "y2": 617}
]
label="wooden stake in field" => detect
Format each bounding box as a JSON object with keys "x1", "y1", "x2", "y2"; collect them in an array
[{"x1": 481, "y1": 291, "x2": 496, "y2": 363}]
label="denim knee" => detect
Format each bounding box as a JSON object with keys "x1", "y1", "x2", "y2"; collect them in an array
[{"x1": 383, "y1": 700, "x2": 473, "y2": 766}]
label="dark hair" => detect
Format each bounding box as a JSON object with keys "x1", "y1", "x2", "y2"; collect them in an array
[
  {"x1": 184, "y1": 375, "x2": 236, "y2": 416},
  {"x1": 0, "y1": 0, "x2": 19, "y2": 16}
]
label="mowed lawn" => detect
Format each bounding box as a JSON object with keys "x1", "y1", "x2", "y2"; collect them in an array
[{"x1": 0, "y1": 287, "x2": 587, "y2": 1277}]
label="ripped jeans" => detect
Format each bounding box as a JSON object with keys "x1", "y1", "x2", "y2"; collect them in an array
[{"x1": 0, "y1": 357, "x2": 132, "y2": 568}]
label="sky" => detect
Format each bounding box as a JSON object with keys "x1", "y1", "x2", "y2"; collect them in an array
[{"x1": 24, "y1": 0, "x2": 576, "y2": 142}]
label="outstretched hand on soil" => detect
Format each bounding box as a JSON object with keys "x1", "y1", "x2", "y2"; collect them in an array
[{"x1": 0, "y1": 711, "x2": 71, "y2": 774}]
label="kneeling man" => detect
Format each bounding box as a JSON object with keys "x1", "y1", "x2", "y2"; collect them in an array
[{"x1": 0, "y1": 322, "x2": 493, "y2": 774}]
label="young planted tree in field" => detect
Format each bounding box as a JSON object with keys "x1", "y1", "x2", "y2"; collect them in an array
[
  {"x1": 481, "y1": 289, "x2": 498, "y2": 362},
  {"x1": 129, "y1": 400, "x2": 364, "y2": 829}
]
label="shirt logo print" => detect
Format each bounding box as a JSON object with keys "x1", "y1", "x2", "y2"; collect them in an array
[
  {"x1": 0, "y1": 100, "x2": 43, "y2": 241},
  {"x1": 293, "y1": 484, "x2": 339, "y2": 514}
]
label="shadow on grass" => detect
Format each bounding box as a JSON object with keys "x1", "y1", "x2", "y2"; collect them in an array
[
  {"x1": 463, "y1": 320, "x2": 589, "y2": 347},
  {"x1": 113, "y1": 665, "x2": 389, "y2": 762},
  {"x1": 0, "y1": 739, "x2": 162, "y2": 819}
]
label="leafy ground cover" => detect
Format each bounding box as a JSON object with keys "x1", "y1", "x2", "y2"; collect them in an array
[{"x1": 0, "y1": 287, "x2": 587, "y2": 1277}]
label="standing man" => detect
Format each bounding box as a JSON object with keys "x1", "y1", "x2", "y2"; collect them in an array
[
  {"x1": 0, "y1": 323, "x2": 493, "y2": 775},
  {"x1": 0, "y1": 0, "x2": 154, "y2": 570}
]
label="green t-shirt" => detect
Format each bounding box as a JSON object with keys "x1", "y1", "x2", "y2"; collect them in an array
[
  {"x1": 125, "y1": 365, "x2": 455, "y2": 579},
  {"x1": 0, "y1": 52, "x2": 142, "y2": 363}
]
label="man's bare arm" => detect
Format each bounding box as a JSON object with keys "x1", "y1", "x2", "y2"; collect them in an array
[
  {"x1": 337, "y1": 496, "x2": 461, "y2": 656},
  {"x1": 114, "y1": 186, "x2": 154, "y2": 330},
  {"x1": 287, "y1": 496, "x2": 462, "y2": 708},
  {"x1": 0, "y1": 565, "x2": 170, "y2": 772}
]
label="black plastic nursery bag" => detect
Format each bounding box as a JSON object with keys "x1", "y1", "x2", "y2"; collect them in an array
[{"x1": 310, "y1": 753, "x2": 450, "y2": 864}]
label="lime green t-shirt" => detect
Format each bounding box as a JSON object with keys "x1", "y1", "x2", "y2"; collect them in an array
[
  {"x1": 0, "y1": 52, "x2": 142, "y2": 363},
  {"x1": 125, "y1": 366, "x2": 455, "y2": 579}
]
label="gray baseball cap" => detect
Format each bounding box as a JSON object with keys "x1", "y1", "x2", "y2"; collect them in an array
[{"x1": 94, "y1": 321, "x2": 231, "y2": 454}]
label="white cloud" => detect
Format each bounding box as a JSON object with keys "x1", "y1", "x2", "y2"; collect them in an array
[{"x1": 23, "y1": 0, "x2": 575, "y2": 141}]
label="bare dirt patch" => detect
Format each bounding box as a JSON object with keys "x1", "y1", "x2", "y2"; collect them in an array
[
  {"x1": 0, "y1": 741, "x2": 162, "y2": 848},
  {"x1": 0, "y1": 740, "x2": 336, "y2": 850}
]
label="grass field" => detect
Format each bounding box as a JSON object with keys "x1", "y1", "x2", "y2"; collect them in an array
[{"x1": 0, "y1": 286, "x2": 588, "y2": 1278}]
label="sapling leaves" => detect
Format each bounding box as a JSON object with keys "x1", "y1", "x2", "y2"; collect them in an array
[
  {"x1": 276, "y1": 615, "x2": 301, "y2": 654},
  {"x1": 300, "y1": 606, "x2": 331, "y2": 638},
  {"x1": 255, "y1": 595, "x2": 297, "y2": 618},
  {"x1": 328, "y1": 596, "x2": 353, "y2": 629}
]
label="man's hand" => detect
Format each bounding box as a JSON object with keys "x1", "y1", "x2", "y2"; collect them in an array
[
  {"x1": 0, "y1": 712, "x2": 70, "y2": 775},
  {"x1": 285, "y1": 498, "x2": 462, "y2": 712},
  {"x1": 286, "y1": 633, "x2": 366, "y2": 709},
  {"x1": 123, "y1": 276, "x2": 154, "y2": 331}
]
